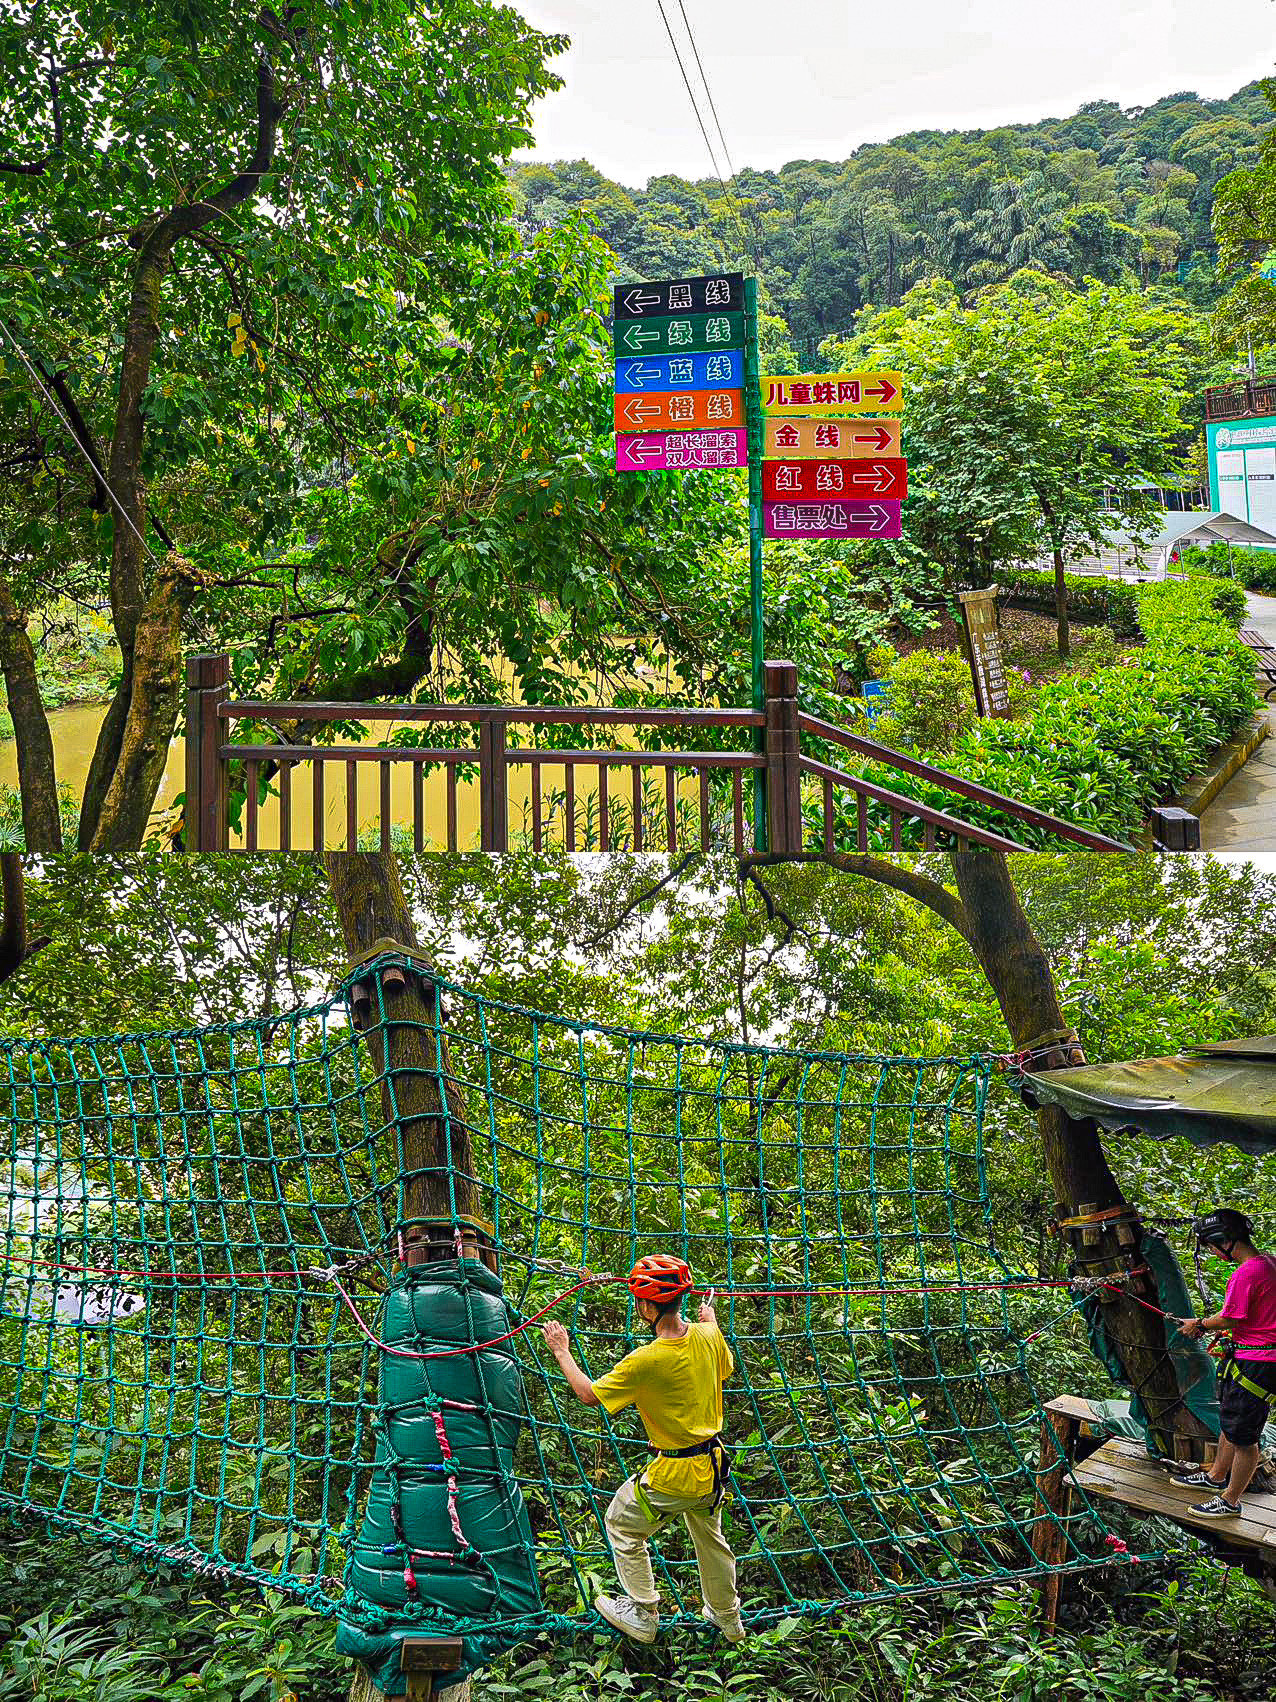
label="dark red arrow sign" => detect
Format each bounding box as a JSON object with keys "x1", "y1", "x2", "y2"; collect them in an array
[{"x1": 763, "y1": 459, "x2": 907, "y2": 502}]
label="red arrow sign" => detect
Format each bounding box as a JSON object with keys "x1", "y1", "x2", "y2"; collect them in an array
[{"x1": 763, "y1": 459, "x2": 907, "y2": 502}]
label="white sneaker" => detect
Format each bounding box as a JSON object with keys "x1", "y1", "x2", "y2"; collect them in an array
[
  {"x1": 702, "y1": 1604, "x2": 746, "y2": 1644},
  {"x1": 596, "y1": 1594, "x2": 659, "y2": 1644}
]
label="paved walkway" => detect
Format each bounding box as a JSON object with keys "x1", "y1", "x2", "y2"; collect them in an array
[{"x1": 1200, "y1": 592, "x2": 1276, "y2": 853}]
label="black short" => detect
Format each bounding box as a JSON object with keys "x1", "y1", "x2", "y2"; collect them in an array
[{"x1": 1219, "y1": 1358, "x2": 1276, "y2": 1447}]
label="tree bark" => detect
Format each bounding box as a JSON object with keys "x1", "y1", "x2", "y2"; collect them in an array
[
  {"x1": 949, "y1": 851, "x2": 1207, "y2": 1453},
  {"x1": 0, "y1": 580, "x2": 62, "y2": 850},
  {"x1": 323, "y1": 852, "x2": 478, "y2": 1237},
  {"x1": 744, "y1": 848, "x2": 1210, "y2": 1455},
  {"x1": 79, "y1": 52, "x2": 285, "y2": 849},
  {"x1": 87, "y1": 556, "x2": 195, "y2": 850},
  {"x1": 0, "y1": 854, "x2": 49, "y2": 983}
]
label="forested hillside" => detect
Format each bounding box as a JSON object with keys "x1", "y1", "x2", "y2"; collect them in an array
[{"x1": 511, "y1": 82, "x2": 1272, "y2": 352}]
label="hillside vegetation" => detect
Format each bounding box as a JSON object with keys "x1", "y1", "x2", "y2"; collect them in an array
[{"x1": 511, "y1": 82, "x2": 1272, "y2": 353}]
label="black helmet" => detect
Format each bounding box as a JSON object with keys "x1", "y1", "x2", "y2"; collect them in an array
[{"x1": 1193, "y1": 1209, "x2": 1254, "y2": 1252}]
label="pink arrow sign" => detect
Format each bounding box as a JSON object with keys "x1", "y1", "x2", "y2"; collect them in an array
[
  {"x1": 615, "y1": 428, "x2": 747, "y2": 472},
  {"x1": 763, "y1": 499, "x2": 902, "y2": 540}
]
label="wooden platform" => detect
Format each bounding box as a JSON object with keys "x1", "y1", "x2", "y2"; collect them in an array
[{"x1": 1071, "y1": 1435, "x2": 1276, "y2": 1553}]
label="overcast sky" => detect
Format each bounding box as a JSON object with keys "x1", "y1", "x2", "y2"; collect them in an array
[{"x1": 514, "y1": 0, "x2": 1276, "y2": 184}]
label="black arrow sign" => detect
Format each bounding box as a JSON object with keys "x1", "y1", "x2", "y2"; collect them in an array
[{"x1": 613, "y1": 272, "x2": 745, "y2": 319}]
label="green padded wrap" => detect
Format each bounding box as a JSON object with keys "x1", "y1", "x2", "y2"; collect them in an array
[
  {"x1": 336, "y1": 1260, "x2": 542, "y2": 1690},
  {"x1": 1080, "y1": 1230, "x2": 1221, "y2": 1456}
]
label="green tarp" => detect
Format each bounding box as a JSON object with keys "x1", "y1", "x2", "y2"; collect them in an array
[
  {"x1": 1024, "y1": 1037, "x2": 1276, "y2": 1156},
  {"x1": 335, "y1": 1261, "x2": 542, "y2": 1693},
  {"x1": 1079, "y1": 1231, "x2": 1221, "y2": 1455}
]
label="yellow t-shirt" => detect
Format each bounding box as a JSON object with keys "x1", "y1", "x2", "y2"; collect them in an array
[{"x1": 591, "y1": 1321, "x2": 734, "y2": 1496}]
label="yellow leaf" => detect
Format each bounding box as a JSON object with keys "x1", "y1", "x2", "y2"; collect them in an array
[
  {"x1": 535, "y1": 311, "x2": 548, "y2": 326},
  {"x1": 256, "y1": 353, "x2": 265, "y2": 374},
  {"x1": 521, "y1": 447, "x2": 532, "y2": 460},
  {"x1": 472, "y1": 457, "x2": 480, "y2": 470},
  {"x1": 227, "y1": 313, "x2": 242, "y2": 329},
  {"x1": 539, "y1": 478, "x2": 550, "y2": 488},
  {"x1": 406, "y1": 437, "x2": 416, "y2": 454},
  {"x1": 552, "y1": 503, "x2": 563, "y2": 516}
]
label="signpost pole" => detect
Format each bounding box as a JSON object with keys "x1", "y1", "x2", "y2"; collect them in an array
[{"x1": 744, "y1": 276, "x2": 767, "y2": 850}]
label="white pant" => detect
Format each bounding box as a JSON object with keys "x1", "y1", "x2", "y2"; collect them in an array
[{"x1": 604, "y1": 1475, "x2": 740, "y2": 1618}]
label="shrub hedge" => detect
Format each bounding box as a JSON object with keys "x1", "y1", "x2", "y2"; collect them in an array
[
  {"x1": 837, "y1": 575, "x2": 1258, "y2": 848},
  {"x1": 1179, "y1": 540, "x2": 1276, "y2": 595}
]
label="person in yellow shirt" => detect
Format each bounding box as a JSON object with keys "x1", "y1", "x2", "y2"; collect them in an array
[{"x1": 542, "y1": 1253, "x2": 743, "y2": 1646}]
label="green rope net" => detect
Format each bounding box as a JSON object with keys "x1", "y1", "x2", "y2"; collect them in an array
[{"x1": 0, "y1": 954, "x2": 1120, "y2": 1669}]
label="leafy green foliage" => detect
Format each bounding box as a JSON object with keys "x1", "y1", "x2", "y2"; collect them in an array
[
  {"x1": 830, "y1": 577, "x2": 1257, "y2": 845},
  {"x1": 513, "y1": 84, "x2": 1271, "y2": 343}
]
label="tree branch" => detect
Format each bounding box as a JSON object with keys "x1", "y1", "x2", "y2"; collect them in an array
[{"x1": 739, "y1": 850, "x2": 974, "y2": 946}]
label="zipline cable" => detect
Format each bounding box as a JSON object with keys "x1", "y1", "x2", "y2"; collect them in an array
[
  {"x1": 654, "y1": 1, "x2": 754, "y2": 266},
  {"x1": 0, "y1": 316, "x2": 167, "y2": 573}
]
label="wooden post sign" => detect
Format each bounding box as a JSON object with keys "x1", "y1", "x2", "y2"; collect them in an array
[{"x1": 957, "y1": 588, "x2": 1013, "y2": 719}]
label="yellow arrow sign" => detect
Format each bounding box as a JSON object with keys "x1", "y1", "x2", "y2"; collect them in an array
[
  {"x1": 763, "y1": 418, "x2": 901, "y2": 458},
  {"x1": 761, "y1": 372, "x2": 903, "y2": 414}
]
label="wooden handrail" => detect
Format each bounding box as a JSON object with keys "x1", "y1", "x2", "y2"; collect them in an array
[
  {"x1": 798, "y1": 756, "x2": 1029, "y2": 852},
  {"x1": 797, "y1": 712, "x2": 1135, "y2": 852},
  {"x1": 219, "y1": 700, "x2": 764, "y2": 730}
]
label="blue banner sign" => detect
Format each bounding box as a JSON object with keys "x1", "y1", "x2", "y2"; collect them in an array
[{"x1": 614, "y1": 350, "x2": 744, "y2": 393}]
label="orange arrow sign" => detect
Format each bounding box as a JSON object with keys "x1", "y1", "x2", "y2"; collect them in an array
[
  {"x1": 763, "y1": 418, "x2": 901, "y2": 458},
  {"x1": 613, "y1": 389, "x2": 744, "y2": 432},
  {"x1": 762, "y1": 373, "x2": 903, "y2": 414}
]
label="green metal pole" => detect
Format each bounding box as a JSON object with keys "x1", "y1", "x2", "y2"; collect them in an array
[{"x1": 744, "y1": 276, "x2": 767, "y2": 850}]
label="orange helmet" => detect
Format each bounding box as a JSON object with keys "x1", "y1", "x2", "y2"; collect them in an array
[{"x1": 628, "y1": 1254, "x2": 693, "y2": 1304}]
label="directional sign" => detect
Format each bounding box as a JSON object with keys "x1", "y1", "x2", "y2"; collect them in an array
[
  {"x1": 958, "y1": 589, "x2": 1013, "y2": 718},
  {"x1": 762, "y1": 373, "x2": 903, "y2": 414},
  {"x1": 763, "y1": 418, "x2": 901, "y2": 459},
  {"x1": 614, "y1": 350, "x2": 743, "y2": 393},
  {"x1": 615, "y1": 428, "x2": 748, "y2": 472},
  {"x1": 614, "y1": 272, "x2": 745, "y2": 319},
  {"x1": 763, "y1": 459, "x2": 907, "y2": 502},
  {"x1": 614, "y1": 312, "x2": 745, "y2": 357},
  {"x1": 763, "y1": 500, "x2": 902, "y2": 540},
  {"x1": 614, "y1": 389, "x2": 744, "y2": 433}
]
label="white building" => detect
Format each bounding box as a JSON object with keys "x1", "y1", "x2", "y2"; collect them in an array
[{"x1": 1025, "y1": 510, "x2": 1276, "y2": 581}]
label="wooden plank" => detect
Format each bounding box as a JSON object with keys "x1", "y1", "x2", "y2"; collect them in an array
[
  {"x1": 1071, "y1": 1438, "x2": 1276, "y2": 1548},
  {"x1": 1045, "y1": 1395, "x2": 1101, "y2": 1423}
]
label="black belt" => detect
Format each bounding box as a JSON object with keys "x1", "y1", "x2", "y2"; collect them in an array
[
  {"x1": 647, "y1": 1433, "x2": 735, "y2": 1508},
  {"x1": 1222, "y1": 1349, "x2": 1276, "y2": 1406}
]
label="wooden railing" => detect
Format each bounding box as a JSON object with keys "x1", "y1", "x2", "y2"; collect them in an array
[
  {"x1": 1204, "y1": 378, "x2": 1276, "y2": 422},
  {"x1": 184, "y1": 655, "x2": 1143, "y2": 854}
]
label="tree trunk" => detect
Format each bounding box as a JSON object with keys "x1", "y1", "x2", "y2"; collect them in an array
[
  {"x1": 78, "y1": 54, "x2": 285, "y2": 848},
  {"x1": 87, "y1": 559, "x2": 193, "y2": 850},
  {"x1": 1052, "y1": 543, "x2": 1070, "y2": 659},
  {"x1": 0, "y1": 854, "x2": 49, "y2": 983},
  {"x1": 323, "y1": 852, "x2": 478, "y2": 1236},
  {"x1": 952, "y1": 851, "x2": 1209, "y2": 1454},
  {"x1": 325, "y1": 852, "x2": 482, "y2": 1702},
  {"x1": 0, "y1": 581, "x2": 62, "y2": 850}
]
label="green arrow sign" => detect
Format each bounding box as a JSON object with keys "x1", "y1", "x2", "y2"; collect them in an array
[{"x1": 613, "y1": 312, "x2": 745, "y2": 358}]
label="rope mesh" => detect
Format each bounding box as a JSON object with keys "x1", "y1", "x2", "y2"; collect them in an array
[{"x1": 0, "y1": 955, "x2": 1118, "y2": 1641}]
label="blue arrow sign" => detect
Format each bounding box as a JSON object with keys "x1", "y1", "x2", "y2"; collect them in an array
[{"x1": 613, "y1": 349, "x2": 743, "y2": 393}]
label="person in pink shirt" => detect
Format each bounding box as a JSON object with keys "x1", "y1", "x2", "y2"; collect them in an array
[{"x1": 1174, "y1": 1210, "x2": 1276, "y2": 1516}]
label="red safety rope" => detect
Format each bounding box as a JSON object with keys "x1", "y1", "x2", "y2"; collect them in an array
[{"x1": 4, "y1": 1246, "x2": 1213, "y2": 1364}]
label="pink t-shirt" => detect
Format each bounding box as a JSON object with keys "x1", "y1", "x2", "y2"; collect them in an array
[{"x1": 1223, "y1": 1254, "x2": 1276, "y2": 1362}]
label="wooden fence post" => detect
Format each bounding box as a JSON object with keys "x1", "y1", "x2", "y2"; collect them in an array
[
  {"x1": 764, "y1": 660, "x2": 803, "y2": 854},
  {"x1": 479, "y1": 716, "x2": 508, "y2": 853},
  {"x1": 183, "y1": 654, "x2": 230, "y2": 852},
  {"x1": 1032, "y1": 1399, "x2": 1082, "y2": 1627}
]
